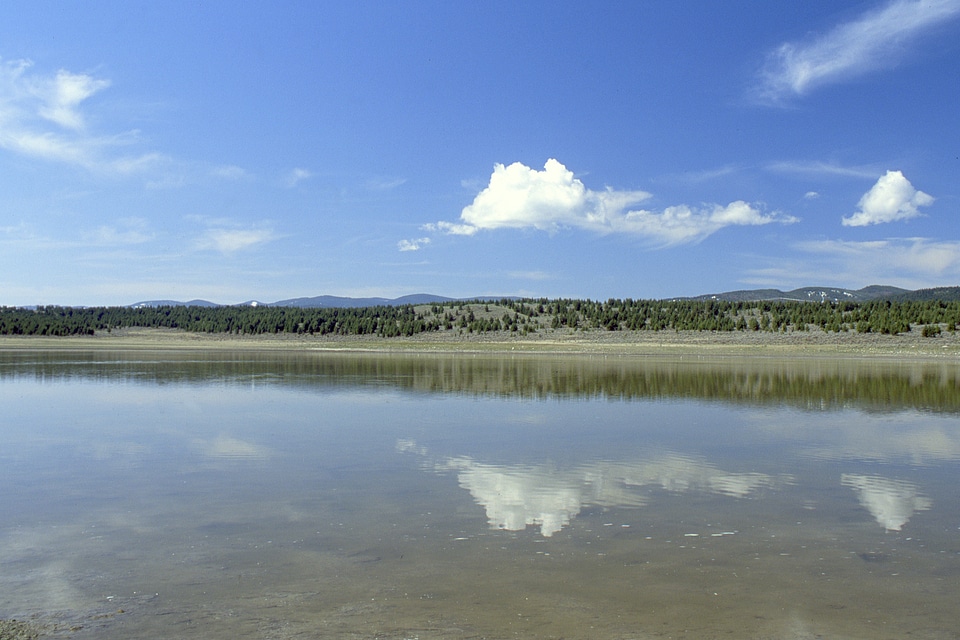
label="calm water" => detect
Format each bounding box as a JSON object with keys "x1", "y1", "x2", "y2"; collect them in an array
[{"x1": 1, "y1": 350, "x2": 958, "y2": 639}]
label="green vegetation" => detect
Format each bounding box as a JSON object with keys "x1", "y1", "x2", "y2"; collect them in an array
[{"x1": 3, "y1": 297, "x2": 960, "y2": 338}]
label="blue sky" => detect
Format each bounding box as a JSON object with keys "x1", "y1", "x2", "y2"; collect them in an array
[{"x1": 2, "y1": 0, "x2": 960, "y2": 306}]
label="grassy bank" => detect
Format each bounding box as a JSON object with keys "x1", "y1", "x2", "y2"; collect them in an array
[{"x1": 3, "y1": 325, "x2": 960, "y2": 359}]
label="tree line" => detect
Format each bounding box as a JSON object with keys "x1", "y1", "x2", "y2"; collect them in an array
[{"x1": 2, "y1": 298, "x2": 959, "y2": 337}]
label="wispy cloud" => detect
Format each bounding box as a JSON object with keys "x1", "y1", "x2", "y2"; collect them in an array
[
  {"x1": 766, "y1": 160, "x2": 880, "y2": 179},
  {"x1": 188, "y1": 217, "x2": 280, "y2": 254},
  {"x1": 747, "y1": 237, "x2": 960, "y2": 289},
  {"x1": 800, "y1": 237, "x2": 960, "y2": 275},
  {"x1": 0, "y1": 58, "x2": 165, "y2": 175},
  {"x1": 1, "y1": 217, "x2": 156, "y2": 252},
  {"x1": 366, "y1": 176, "x2": 406, "y2": 191},
  {"x1": 282, "y1": 167, "x2": 313, "y2": 188},
  {"x1": 842, "y1": 170, "x2": 933, "y2": 226},
  {"x1": 37, "y1": 69, "x2": 110, "y2": 130},
  {"x1": 196, "y1": 228, "x2": 278, "y2": 253},
  {"x1": 211, "y1": 164, "x2": 248, "y2": 181},
  {"x1": 82, "y1": 218, "x2": 154, "y2": 246},
  {"x1": 420, "y1": 159, "x2": 795, "y2": 247},
  {"x1": 755, "y1": 0, "x2": 960, "y2": 103},
  {"x1": 508, "y1": 270, "x2": 552, "y2": 281},
  {"x1": 662, "y1": 165, "x2": 740, "y2": 185}
]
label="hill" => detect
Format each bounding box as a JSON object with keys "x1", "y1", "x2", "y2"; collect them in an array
[
  {"x1": 128, "y1": 286, "x2": 960, "y2": 309},
  {"x1": 687, "y1": 285, "x2": 912, "y2": 303},
  {"x1": 131, "y1": 294, "x2": 457, "y2": 308}
]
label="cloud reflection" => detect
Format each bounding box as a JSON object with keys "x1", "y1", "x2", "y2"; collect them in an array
[
  {"x1": 193, "y1": 434, "x2": 272, "y2": 461},
  {"x1": 841, "y1": 473, "x2": 932, "y2": 531},
  {"x1": 399, "y1": 441, "x2": 790, "y2": 537}
]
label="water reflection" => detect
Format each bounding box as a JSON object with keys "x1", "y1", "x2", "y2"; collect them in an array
[
  {"x1": 841, "y1": 473, "x2": 933, "y2": 531},
  {"x1": 2, "y1": 349, "x2": 959, "y2": 639},
  {"x1": 4, "y1": 349, "x2": 960, "y2": 413},
  {"x1": 400, "y1": 440, "x2": 791, "y2": 536},
  {"x1": 193, "y1": 434, "x2": 273, "y2": 461}
]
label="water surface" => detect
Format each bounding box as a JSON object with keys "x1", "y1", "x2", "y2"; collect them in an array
[{"x1": 1, "y1": 350, "x2": 958, "y2": 639}]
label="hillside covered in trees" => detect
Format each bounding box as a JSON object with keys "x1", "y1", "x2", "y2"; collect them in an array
[{"x1": 3, "y1": 298, "x2": 960, "y2": 338}]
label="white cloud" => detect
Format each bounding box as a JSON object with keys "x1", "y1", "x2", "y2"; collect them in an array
[
  {"x1": 623, "y1": 200, "x2": 793, "y2": 245},
  {"x1": 397, "y1": 237, "x2": 430, "y2": 252},
  {"x1": 842, "y1": 170, "x2": 934, "y2": 226},
  {"x1": 425, "y1": 159, "x2": 794, "y2": 246},
  {"x1": 804, "y1": 191, "x2": 820, "y2": 199},
  {"x1": 0, "y1": 58, "x2": 162, "y2": 175},
  {"x1": 458, "y1": 159, "x2": 645, "y2": 233},
  {"x1": 756, "y1": 0, "x2": 960, "y2": 103},
  {"x1": 422, "y1": 220, "x2": 477, "y2": 236}
]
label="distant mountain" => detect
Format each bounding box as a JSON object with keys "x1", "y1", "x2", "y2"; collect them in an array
[
  {"x1": 131, "y1": 293, "x2": 460, "y2": 309},
  {"x1": 127, "y1": 286, "x2": 960, "y2": 309},
  {"x1": 271, "y1": 293, "x2": 456, "y2": 308},
  {"x1": 687, "y1": 285, "x2": 912, "y2": 303},
  {"x1": 131, "y1": 299, "x2": 220, "y2": 308},
  {"x1": 891, "y1": 286, "x2": 960, "y2": 301}
]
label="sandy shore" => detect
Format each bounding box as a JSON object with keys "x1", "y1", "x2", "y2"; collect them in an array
[{"x1": 3, "y1": 326, "x2": 960, "y2": 359}]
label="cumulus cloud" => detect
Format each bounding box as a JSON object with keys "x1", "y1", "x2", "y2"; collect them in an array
[
  {"x1": 756, "y1": 0, "x2": 960, "y2": 103},
  {"x1": 422, "y1": 159, "x2": 793, "y2": 246},
  {"x1": 0, "y1": 58, "x2": 162, "y2": 174},
  {"x1": 457, "y1": 159, "x2": 649, "y2": 233},
  {"x1": 842, "y1": 170, "x2": 933, "y2": 226}
]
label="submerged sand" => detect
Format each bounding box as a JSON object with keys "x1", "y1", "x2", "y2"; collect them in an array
[{"x1": 2, "y1": 326, "x2": 960, "y2": 359}]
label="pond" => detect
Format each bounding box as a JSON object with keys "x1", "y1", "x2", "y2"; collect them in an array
[{"x1": 1, "y1": 350, "x2": 958, "y2": 639}]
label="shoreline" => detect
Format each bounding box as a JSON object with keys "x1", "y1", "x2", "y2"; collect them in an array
[{"x1": 3, "y1": 326, "x2": 960, "y2": 360}]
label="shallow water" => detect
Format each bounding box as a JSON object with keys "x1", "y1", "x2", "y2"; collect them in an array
[{"x1": 1, "y1": 350, "x2": 958, "y2": 639}]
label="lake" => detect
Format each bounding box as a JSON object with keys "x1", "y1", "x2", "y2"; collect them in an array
[{"x1": 1, "y1": 349, "x2": 958, "y2": 639}]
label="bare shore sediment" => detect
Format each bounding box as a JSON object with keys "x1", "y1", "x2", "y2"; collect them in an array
[{"x1": 2, "y1": 326, "x2": 960, "y2": 360}]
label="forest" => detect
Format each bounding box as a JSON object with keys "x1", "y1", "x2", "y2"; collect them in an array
[{"x1": 2, "y1": 297, "x2": 960, "y2": 338}]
